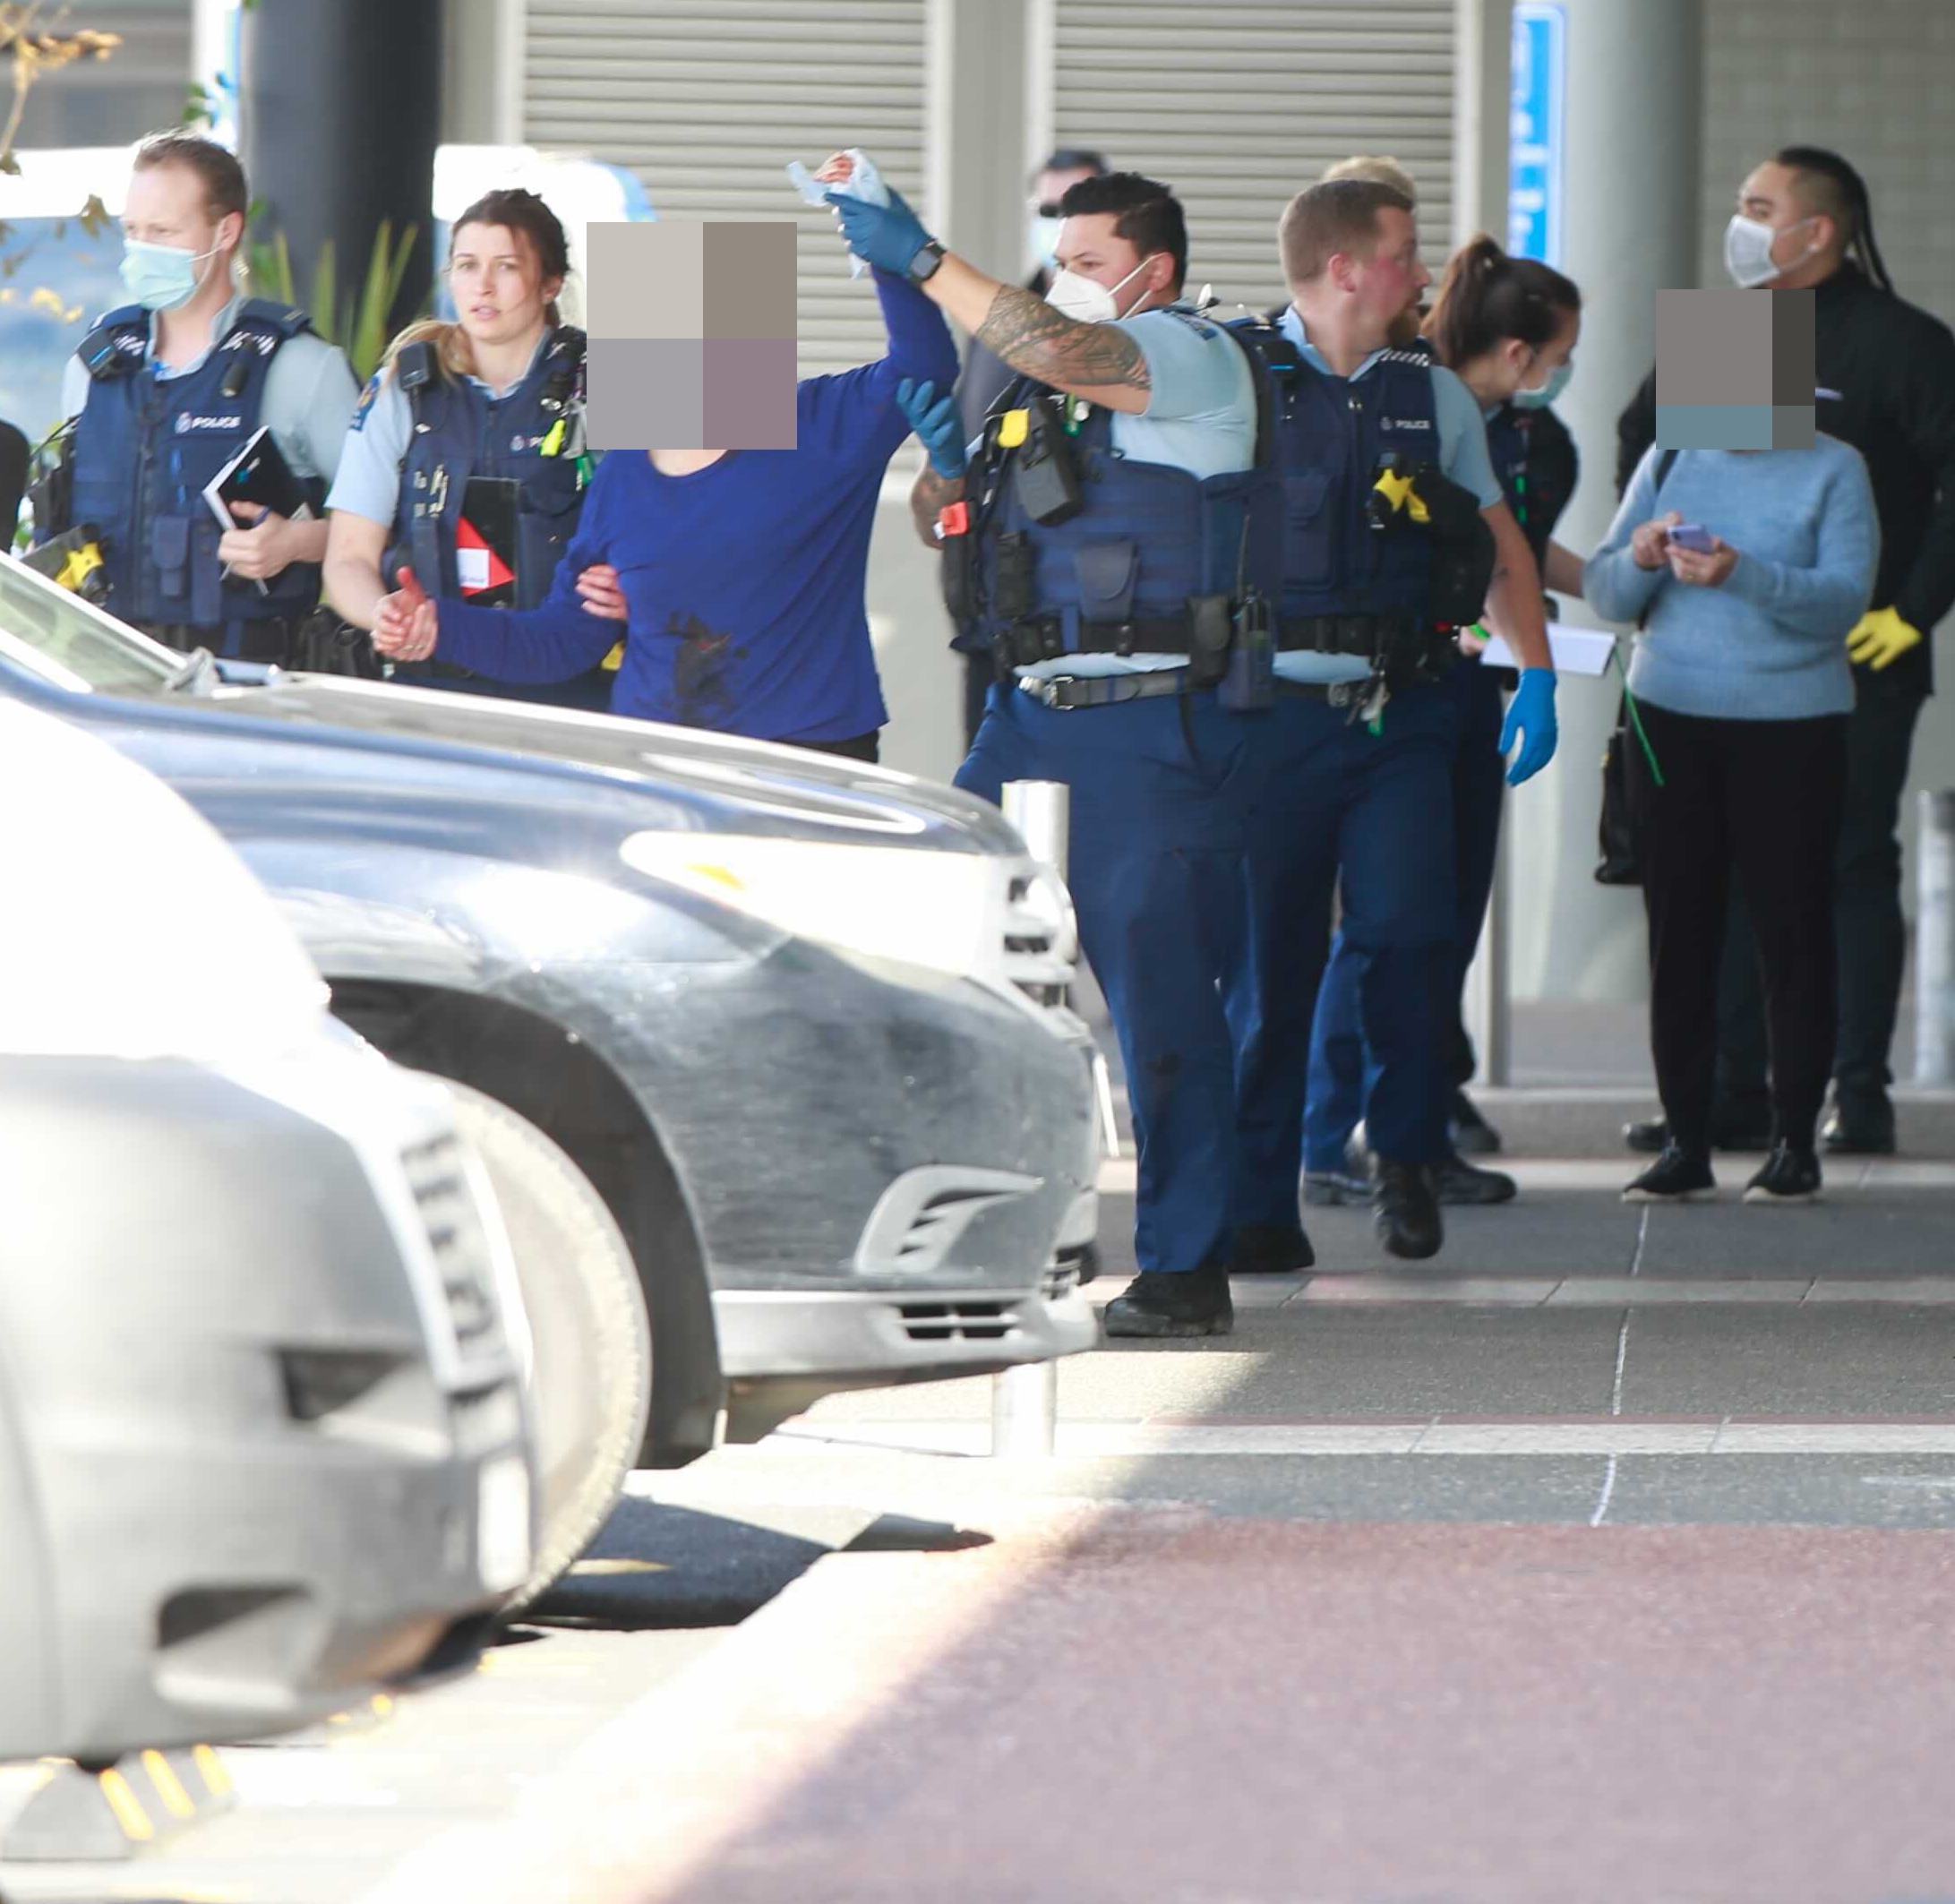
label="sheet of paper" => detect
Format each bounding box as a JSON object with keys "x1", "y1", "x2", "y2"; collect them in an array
[{"x1": 1477, "y1": 620, "x2": 1617, "y2": 677}]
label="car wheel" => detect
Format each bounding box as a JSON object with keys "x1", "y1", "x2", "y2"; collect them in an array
[{"x1": 437, "y1": 1079, "x2": 652, "y2": 1615}]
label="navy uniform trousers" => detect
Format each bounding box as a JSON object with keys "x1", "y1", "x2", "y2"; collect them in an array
[
  {"x1": 958, "y1": 681, "x2": 1267, "y2": 1277},
  {"x1": 1229, "y1": 676, "x2": 1462, "y2": 1225},
  {"x1": 1303, "y1": 655, "x2": 1503, "y2": 1169}
]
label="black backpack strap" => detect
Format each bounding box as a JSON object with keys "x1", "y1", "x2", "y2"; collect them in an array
[
  {"x1": 236, "y1": 297, "x2": 317, "y2": 341},
  {"x1": 1654, "y1": 446, "x2": 1678, "y2": 493}
]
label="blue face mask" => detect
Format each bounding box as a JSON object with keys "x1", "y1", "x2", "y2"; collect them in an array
[
  {"x1": 119, "y1": 236, "x2": 221, "y2": 313},
  {"x1": 1513, "y1": 358, "x2": 1573, "y2": 410}
]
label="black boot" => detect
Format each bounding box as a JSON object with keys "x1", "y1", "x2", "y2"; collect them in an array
[
  {"x1": 1449, "y1": 1089, "x2": 1503, "y2": 1157},
  {"x1": 1434, "y1": 1152, "x2": 1517, "y2": 1205},
  {"x1": 1821, "y1": 1094, "x2": 1896, "y2": 1156},
  {"x1": 1373, "y1": 1161, "x2": 1443, "y2": 1260},
  {"x1": 1233, "y1": 1222, "x2": 1316, "y2": 1274},
  {"x1": 1102, "y1": 1262, "x2": 1234, "y2": 1338}
]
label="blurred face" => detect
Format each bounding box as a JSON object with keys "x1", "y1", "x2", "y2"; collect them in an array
[
  {"x1": 1052, "y1": 212, "x2": 1174, "y2": 318},
  {"x1": 448, "y1": 222, "x2": 563, "y2": 346},
  {"x1": 1342, "y1": 207, "x2": 1430, "y2": 339},
  {"x1": 123, "y1": 162, "x2": 238, "y2": 272}
]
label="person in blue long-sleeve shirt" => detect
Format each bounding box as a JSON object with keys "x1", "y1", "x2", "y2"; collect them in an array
[{"x1": 374, "y1": 261, "x2": 956, "y2": 759}]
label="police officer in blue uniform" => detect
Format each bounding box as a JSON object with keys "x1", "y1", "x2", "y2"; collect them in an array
[
  {"x1": 832, "y1": 170, "x2": 1282, "y2": 1339},
  {"x1": 1225, "y1": 181, "x2": 1561, "y2": 1268},
  {"x1": 41, "y1": 133, "x2": 357, "y2": 660},
  {"x1": 325, "y1": 189, "x2": 612, "y2": 710},
  {"x1": 1303, "y1": 236, "x2": 1586, "y2": 1209}
]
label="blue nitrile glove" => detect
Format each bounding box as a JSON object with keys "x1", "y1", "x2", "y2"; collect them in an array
[
  {"x1": 896, "y1": 377, "x2": 965, "y2": 480},
  {"x1": 825, "y1": 184, "x2": 932, "y2": 278},
  {"x1": 1500, "y1": 668, "x2": 1558, "y2": 786}
]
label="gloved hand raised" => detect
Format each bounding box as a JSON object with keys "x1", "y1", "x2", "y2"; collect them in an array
[
  {"x1": 825, "y1": 184, "x2": 933, "y2": 279},
  {"x1": 896, "y1": 377, "x2": 965, "y2": 481},
  {"x1": 1500, "y1": 667, "x2": 1558, "y2": 786},
  {"x1": 1845, "y1": 605, "x2": 1925, "y2": 672}
]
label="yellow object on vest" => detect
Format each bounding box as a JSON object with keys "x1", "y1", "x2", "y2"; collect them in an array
[{"x1": 998, "y1": 407, "x2": 1030, "y2": 450}]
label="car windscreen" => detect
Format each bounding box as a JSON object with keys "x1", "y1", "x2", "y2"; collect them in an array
[{"x1": 0, "y1": 555, "x2": 182, "y2": 695}]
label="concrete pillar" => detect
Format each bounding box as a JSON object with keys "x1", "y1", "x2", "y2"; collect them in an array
[
  {"x1": 1507, "y1": 0, "x2": 1703, "y2": 1001},
  {"x1": 239, "y1": 0, "x2": 442, "y2": 341},
  {"x1": 1453, "y1": 0, "x2": 1514, "y2": 251}
]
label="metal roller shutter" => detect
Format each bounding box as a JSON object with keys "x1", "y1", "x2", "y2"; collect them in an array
[
  {"x1": 1048, "y1": 0, "x2": 1458, "y2": 320},
  {"x1": 522, "y1": 0, "x2": 929, "y2": 379}
]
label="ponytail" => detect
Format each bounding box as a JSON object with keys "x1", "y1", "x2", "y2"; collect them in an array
[
  {"x1": 1775, "y1": 144, "x2": 1894, "y2": 294},
  {"x1": 1423, "y1": 232, "x2": 1581, "y2": 371},
  {"x1": 380, "y1": 318, "x2": 476, "y2": 384}
]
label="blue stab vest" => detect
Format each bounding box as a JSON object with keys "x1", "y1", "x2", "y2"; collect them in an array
[
  {"x1": 1259, "y1": 342, "x2": 1439, "y2": 626},
  {"x1": 383, "y1": 326, "x2": 587, "y2": 612},
  {"x1": 968, "y1": 309, "x2": 1283, "y2": 666},
  {"x1": 68, "y1": 299, "x2": 323, "y2": 648},
  {"x1": 1484, "y1": 400, "x2": 1576, "y2": 570}
]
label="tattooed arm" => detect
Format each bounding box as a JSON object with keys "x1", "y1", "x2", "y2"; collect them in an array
[{"x1": 918, "y1": 253, "x2": 1156, "y2": 415}]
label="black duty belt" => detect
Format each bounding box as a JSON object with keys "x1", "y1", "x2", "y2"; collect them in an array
[
  {"x1": 1016, "y1": 669, "x2": 1192, "y2": 709},
  {"x1": 132, "y1": 618, "x2": 300, "y2": 662},
  {"x1": 1007, "y1": 614, "x2": 1203, "y2": 660},
  {"x1": 1274, "y1": 676, "x2": 1375, "y2": 708}
]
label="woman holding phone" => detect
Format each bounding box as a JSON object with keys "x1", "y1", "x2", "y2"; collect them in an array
[{"x1": 1584, "y1": 437, "x2": 1880, "y2": 1205}]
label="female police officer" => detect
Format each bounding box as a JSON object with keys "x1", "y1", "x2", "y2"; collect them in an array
[
  {"x1": 1303, "y1": 236, "x2": 1584, "y2": 1209},
  {"x1": 323, "y1": 188, "x2": 612, "y2": 710}
]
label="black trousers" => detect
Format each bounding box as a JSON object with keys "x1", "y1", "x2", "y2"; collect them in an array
[
  {"x1": 1712, "y1": 683, "x2": 1926, "y2": 1115},
  {"x1": 1627, "y1": 702, "x2": 1848, "y2": 1154},
  {"x1": 795, "y1": 729, "x2": 881, "y2": 764}
]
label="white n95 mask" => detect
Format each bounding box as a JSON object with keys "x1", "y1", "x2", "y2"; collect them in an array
[
  {"x1": 1045, "y1": 255, "x2": 1157, "y2": 325},
  {"x1": 1724, "y1": 213, "x2": 1816, "y2": 289}
]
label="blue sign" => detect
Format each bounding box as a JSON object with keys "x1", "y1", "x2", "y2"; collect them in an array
[{"x1": 1509, "y1": 2, "x2": 1565, "y2": 266}]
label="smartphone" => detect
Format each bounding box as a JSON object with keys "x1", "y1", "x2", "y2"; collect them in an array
[{"x1": 1668, "y1": 523, "x2": 1716, "y2": 553}]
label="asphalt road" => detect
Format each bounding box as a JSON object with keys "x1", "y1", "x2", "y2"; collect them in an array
[{"x1": 4, "y1": 1116, "x2": 1953, "y2": 1904}]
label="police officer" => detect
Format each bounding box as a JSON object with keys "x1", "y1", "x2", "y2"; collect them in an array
[
  {"x1": 324, "y1": 188, "x2": 612, "y2": 710},
  {"x1": 835, "y1": 170, "x2": 1282, "y2": 1339},
  {"x1": 1224, "y1": 181, "x2": 1559, "y2": 1268},
  {"x1": 42, "y1": 132, "x2": 357, "y2": 659},
  {"x1": 1304, "y1": 236, "x2": 1585, "y2": 1210}
]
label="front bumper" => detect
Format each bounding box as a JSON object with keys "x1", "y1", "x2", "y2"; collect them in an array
[{"x1": 717, "y1": 1270, "x2": 1102, "y2": 1442}]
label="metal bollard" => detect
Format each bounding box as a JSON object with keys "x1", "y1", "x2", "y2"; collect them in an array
[
  {"x1": 992, "y1": 779, "x2": 1069, "y2": 1458},
  {"x1": 1916, "y1": 790, "x2": 1955, "y2": 1086}
]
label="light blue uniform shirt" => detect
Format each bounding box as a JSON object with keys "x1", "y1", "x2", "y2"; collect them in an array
[
  {"x1": 1273, "y1": 305, "x2": 1505, "y2": 683},
  {"x1": 998, "y1": 303, "x2": 1257, "y2": 682},
  {"x1": 62, "y1": 289, "x2": 359, "y2": 485}
]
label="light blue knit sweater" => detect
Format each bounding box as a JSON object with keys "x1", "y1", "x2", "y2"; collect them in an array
[{"x1": 1583, "y1": 440, "x2": 1880, "y2": 720}]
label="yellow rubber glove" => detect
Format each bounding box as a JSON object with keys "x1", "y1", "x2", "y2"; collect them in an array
[{"x1": 1845, "y1": 605, "x2": 1925, "y2": 671}]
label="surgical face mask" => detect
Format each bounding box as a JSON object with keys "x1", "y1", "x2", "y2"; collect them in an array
[
  {"x1": 1513, "y1": 358, "x2": 1573, "y2": 410},
  {"x1": 1045, "y1": 254, "x2": 1158, "y2": 325},
  {"x1": 1030, "y1": 214, "x2": 1066, "y2": 272},
  {"x1": 119, "y1": 236, "x2": 222, "y2": 313},
  {"x1": 1724, "y1": 213, "x2": 1816, "y2": 289}
]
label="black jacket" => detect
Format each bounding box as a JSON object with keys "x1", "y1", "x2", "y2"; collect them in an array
[{"x1": 1615, "y1": 264, "x2": 1955, "y2": 696}]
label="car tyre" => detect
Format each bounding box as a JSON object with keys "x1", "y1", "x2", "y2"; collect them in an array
[{"x1": 437, "y1": 1079, "x2": 652, "y2": 1616}]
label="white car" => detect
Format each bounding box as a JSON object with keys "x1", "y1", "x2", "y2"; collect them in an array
[{"x1": 0, "y1": 703, "x2": 536, "y2": 1761}]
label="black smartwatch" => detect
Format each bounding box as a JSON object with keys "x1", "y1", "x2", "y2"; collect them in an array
[{"x1": 906, "y1": 239, "x2": 947, "y2": 286}]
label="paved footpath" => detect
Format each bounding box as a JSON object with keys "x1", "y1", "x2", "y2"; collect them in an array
[{"x1": 4, "y1": 1110, "x2": 1953, "y2": 1904}]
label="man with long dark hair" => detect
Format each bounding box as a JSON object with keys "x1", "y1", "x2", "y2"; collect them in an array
[{"x1": 1618, "y1": 147, "x2": 1955, "y2": 1157}]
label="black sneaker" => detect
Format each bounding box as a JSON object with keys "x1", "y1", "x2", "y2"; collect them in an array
[
  {"x1": 1821, "y1": 1098, "x2": 1896, "y2": 1156},
  {"x1": 1622, "y1": 1144, "x2": 1716, "y2": 1202},
  {"x1": 1373, "y1": 1161, "x2": 1443, "y2": 1260},
  {"x1": 1233, "y1": 1221, "x2": 1316, "y2": 1274},
  {"x1": 1744, "y1": 1144, "x2": 1822, "y2": 1204},
  {"x1": 1102, "y1": 1265, "x2": 1233, "y2": 1338},
  {"x1": 1450, "y1": 1090, "x2": 1503, "y2": 1157},
  {"x1": 1435, "y1": 1152, "x2": 1517, "y2": 1205},
  {"x1": 1625, "y1": 1114, "x2": 1773, "y2": 1155}
]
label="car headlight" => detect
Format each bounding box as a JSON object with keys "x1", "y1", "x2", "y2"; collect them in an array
[{"x1": 618, "y1": 833, "x2": 991, "y2": 980}]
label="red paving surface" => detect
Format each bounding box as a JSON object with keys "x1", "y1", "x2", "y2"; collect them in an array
[{"x1": 647, "y1": 1510, "x2": 1955, "y2": 1904}]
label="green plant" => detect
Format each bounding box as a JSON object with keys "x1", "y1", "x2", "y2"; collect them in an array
[{"x1": 250, "y1": 219, "x2": 425, "y2": 383}]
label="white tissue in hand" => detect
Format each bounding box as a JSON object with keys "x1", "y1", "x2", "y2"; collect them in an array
[{"x1": 786, "y1": 146, "x2": 888, "y2": 279}]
